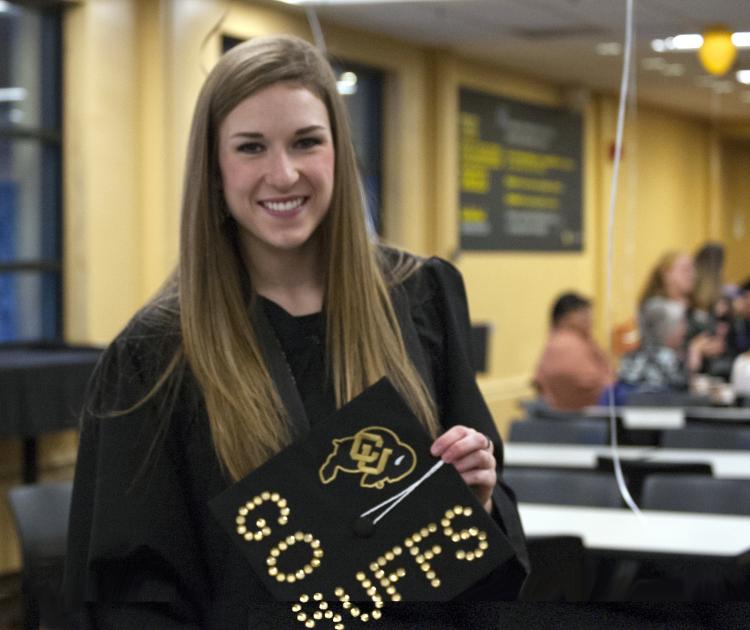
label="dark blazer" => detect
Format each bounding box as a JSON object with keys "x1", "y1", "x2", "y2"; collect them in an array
[{"x1": 63, "y1": 255, "x2": 528, "y2": 629}]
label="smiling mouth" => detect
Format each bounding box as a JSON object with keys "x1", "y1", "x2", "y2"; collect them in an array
[{"x1": 259, "y1": 196, "x2": 308, "y2": 213}]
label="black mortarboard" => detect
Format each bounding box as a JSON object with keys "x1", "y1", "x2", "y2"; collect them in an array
[{"x1": 210, "y1": 378, "x2": 515, "y2": 625}]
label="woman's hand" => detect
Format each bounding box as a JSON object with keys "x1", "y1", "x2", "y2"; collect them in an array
[{"x1": 430, "y1": 425, "x2": 496, "y2": 513}]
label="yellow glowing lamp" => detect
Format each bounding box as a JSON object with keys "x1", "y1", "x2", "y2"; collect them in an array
[{"x1": 698, "y1": 26, "x2": 737, "y2": 76}]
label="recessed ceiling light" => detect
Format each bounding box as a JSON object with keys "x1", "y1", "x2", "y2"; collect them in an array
[
  {"x1": 695, "y1": 76, "x2": 720, "y2": 88},
  {"x1": 641, "y1": 57, "x2": 667, "y2": 71},
  {"x1": 737, "y1": 70, "x2": 750, "y2": 85},
  {"x1": 651, "y1": 34, "x2": 703, "y2": 52},
  {"x1": 595, "y1": 42, "x2": 621, "y2": 56},
  {"x1": 652, "y1": 31, "x2": 750, "y2": 53},
  {"x1": 712, "y1": 81, "x2": 734, "y2": 94},
  {"x1": 662, "y1": 64, "x2": 685, "y2": 77}
]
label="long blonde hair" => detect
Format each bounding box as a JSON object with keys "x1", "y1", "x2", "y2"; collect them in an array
[
  {"x1": 173, "y1": 35, "x2": 437, "y2": 480},
  {"x1": 638, "y1": 251, "x2": 689, "y2": 307},
  {"x1": 691, "y1": 242, "x2": 724, "y2": 312}
]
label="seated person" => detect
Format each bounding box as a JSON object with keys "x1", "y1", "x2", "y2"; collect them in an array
[
  {"x1": 533, "y1": 292, "x2": 612, "y2": 411},
  {"x1": 728, "y1": 278, "x2": 750, "y2": 356},
  {"x1": 731, "y1": 351, "x2": 750, "y2": 401},
  {"x1": 618, "y1": 297, "x2": 709, "y2": 396}
]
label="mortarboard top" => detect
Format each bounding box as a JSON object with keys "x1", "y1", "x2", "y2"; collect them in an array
[{"x1": 210, "y1": 378, "x2": 516, "y2": 627}]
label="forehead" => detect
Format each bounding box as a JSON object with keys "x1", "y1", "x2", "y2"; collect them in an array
[{"x1": 219, "y1": 83, "x2": 330, "y2": 135}]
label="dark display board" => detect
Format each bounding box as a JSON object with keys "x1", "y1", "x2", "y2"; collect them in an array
[{"x1": 459, "y1": 88, "x2": 583, "y2": 252}]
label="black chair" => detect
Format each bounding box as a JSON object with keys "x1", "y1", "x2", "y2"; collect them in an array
[
  {"x1": 661, "y1": 426, "x2": 750, "y2": 450},
  {"x1": 7, "y1": 480, "x2": 73, "y2": 630},
  {"x1": 641, "y1": 474, "x2": 750, "y2": 516},
  {"x1": 625, "y1": 391, "x2": 710, "y2": 407},
  {"x1": 519, "y1": 536, "x2": 587, "y2": 601},
  {"x1": 502, "y1": 468, "x2": 623, "y2": 507},
  {"x1": 509, "y1": 418, "x2": 609, "y2": 445}
]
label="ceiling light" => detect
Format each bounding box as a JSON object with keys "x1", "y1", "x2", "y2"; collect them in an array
[
  {"x1": 651, "y1": 34, "x2": 703, "y2": 52},
  {"x1": 595, "y1": 42, "x2": 621, "y2": 56},
  {"x1": 711, "y1": 81, "x2": 734, "y2": 94},
  {"x1": 695, "y1": 76, "x2": 717, "y2": 88},
  {"x1": 737, "y1": 70, "x2": 750, "y2": 85},
  {"x1": 662, "y1": 64, "x2": 685, "y2": 77},
  {"x1": 652, "y1": 31, "x2": 750, "y2": 53},
  {"x1": 641, "y1": 57, "x2": 666, "y2": 71}
]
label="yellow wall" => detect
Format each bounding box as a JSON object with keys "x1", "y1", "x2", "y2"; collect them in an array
[
  {"x1": 593, "y1": 100, "x2": 714, "y2": 332},
  {"x1": 3, "y1": 0, "x2": 746, "y2": 575},
  {"x1": 721, "y1": 140, "x2": 750, "y2": 285}
]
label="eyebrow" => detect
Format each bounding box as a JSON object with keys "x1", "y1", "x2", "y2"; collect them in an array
[{"x1": 230, "y1": 125, "x2": 327, "y2": 140}]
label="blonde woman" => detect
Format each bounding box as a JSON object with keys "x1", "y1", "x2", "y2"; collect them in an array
[
  {"x1": 638, "y1": 251, "x2": 695, "y2": 308},
  {"x1": 63, "y1": 36, "x2": 528, "y2": 627}
]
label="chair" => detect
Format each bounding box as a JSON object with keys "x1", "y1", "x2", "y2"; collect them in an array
[
  {"x1": 502, "y1": 468, "x2": 623, "y2": 507},
  {"x1": 519, "y1": 536, "x2": 587, "y2": 601},
  {"x1": 509, "y1": 418, "x2": 609, "y2": 445},
  {"x1": 641, "y1": 474, "x2": 750, "y2": 516},
  {"x1": 625, "y1": 391, "x2": 710, "y2": 407},
  {"x1": 661, "y1": 426, "x2": 750, "y2": 450},
  {"x1": 7, "y1": 480, "x2": 73, "y2": 630}
]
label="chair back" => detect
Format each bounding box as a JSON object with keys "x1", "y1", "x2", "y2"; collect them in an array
[
  {"x1": 642, "y1": 474, "x2": 750, "y2": 516},
  {"x1": 7, "y1": 480, "x2": 73, "y2": 630},
  {"x1": 509, "y1": 418, "x2": 609, "y2": 445},
  {"x1": 503, "y1": 468, "x2": 623, "y2": 507},
  {"x1": 661, "y1": 426, "x2": 750, "y2": 450}
]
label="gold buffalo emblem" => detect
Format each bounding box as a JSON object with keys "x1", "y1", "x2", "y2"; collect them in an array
[{"x1": 318, "y1": 426, "x2": 417, "y2": 489}]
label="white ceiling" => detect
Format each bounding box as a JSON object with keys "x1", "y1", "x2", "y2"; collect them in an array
[{"x1": 304, "y1": 0, "x2": 750, "y2": 121}]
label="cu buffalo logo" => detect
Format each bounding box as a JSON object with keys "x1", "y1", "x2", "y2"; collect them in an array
[{"x1": 318, "y1": 426, "x2": 417, "y2": 489}]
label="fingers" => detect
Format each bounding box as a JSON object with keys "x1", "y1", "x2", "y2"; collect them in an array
[
  {"x1": 459, "y1": 467, "x2": 497, "y2": 490},
  {"x1": 451, "y1": 448, "x2": 495, "y2": 474},
  {"x1": 431, "y1": 425, "x2": 497, "y2": 514},
  {"x1": 430, "y1": 426, "x2": 491, "y2": 463}
]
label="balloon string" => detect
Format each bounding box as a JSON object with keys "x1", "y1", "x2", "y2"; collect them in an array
[
  {"x1": 606, "y1": 0, "x2": 642, "y2": 516},
  {"x1": 360, "y1": 461, "x2": 445, "y2": 525}
]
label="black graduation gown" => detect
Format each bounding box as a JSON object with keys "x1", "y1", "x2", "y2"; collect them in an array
[{"x1": 63, "y1": 256, "x2": 529, "y2": 629}]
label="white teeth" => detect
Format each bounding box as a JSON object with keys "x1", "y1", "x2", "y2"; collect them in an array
[{"x1": 263, "y1": 197, "x2": 305, "y2": 212}]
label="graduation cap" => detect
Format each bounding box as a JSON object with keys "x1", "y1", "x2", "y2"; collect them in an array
[{"x1": 210, "y1": 378, "x2": 515, "y2": 625}]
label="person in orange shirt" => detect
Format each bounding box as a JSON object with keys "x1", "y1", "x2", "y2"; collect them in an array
[{"x1": 534, "y1": 292, "x2": 613, "y2": 411}]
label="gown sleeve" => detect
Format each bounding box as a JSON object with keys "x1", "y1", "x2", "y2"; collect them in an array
[
  {"x1": 410, "y1": 257, "x2": 531, "y2": 589},
  {"x1": 63, "y1": 321, "x2": 208, "y2": 629}
]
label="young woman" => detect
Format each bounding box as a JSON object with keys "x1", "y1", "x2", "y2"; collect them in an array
[
  {"x1": 638, "y1": 251, "x2": 695, "y2": 308},
  {"x1": 63, "y1": 35, "x2": 528, "y2": 627}
]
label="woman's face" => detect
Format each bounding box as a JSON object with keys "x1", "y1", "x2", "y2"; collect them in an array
[
  {"x1": 218, "y1": 83, "x2": 335, "y2": 264},
  {"x1": 664, "y1": 255, "x2": 695, "y2": 297}
]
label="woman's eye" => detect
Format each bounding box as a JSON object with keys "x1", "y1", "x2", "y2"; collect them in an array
[
  {"x1": 295, "y1": 136, "x2": 323, "y2": 150},
  {"x1": 237, "y1": 142, "x2": 264, "y2": 154}
]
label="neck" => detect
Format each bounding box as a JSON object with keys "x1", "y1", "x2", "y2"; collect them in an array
[
  {"x1": 664, "y1": 288, "x2": 687, "y2": 305},
  {"x1": 243, "y1": 239, "x2": 325, "y2": 316}
]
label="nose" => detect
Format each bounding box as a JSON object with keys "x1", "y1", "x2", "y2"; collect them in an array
[{"x1": 264, "y1": 149, "x2": 299, "y2": 190}]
